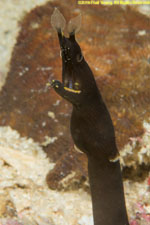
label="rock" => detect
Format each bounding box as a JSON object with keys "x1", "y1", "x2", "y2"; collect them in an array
[
  {"x1": 0, "y1": 192, "x2": 16, "y2": 217},
  {"x1": 0, "y1": 194, "x2": 8, "y2": 217}
]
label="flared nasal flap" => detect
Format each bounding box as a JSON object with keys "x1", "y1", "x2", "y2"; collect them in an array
[
  {"x1": 51, "y1": 8, "x2": 66, "y2": 32},
  {"x1": 67, "y1": 13, "x2": 82, "y2": 35}
]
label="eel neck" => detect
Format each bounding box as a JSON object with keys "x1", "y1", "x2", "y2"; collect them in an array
[{"x1": 88, "y1": 158, "x2": 129, "y2": 225}]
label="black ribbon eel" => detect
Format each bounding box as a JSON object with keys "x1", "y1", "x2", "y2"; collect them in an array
[{"x1": 50, "y1": 8, "x2": 129, "y2": 225}]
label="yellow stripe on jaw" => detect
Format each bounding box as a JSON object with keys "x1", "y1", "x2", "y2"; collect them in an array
[{"x1": 64, "y1": 87, "x2": 81, "y2": 94}]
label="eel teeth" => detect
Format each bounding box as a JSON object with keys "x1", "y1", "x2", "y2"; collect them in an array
[{"x1": 64, "y1": 87, "x2": 81, "y2": 94}]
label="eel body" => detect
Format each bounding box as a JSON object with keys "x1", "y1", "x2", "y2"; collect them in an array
[{"x1": 51, "y1": 8, "x2": 129, "y2": 225}]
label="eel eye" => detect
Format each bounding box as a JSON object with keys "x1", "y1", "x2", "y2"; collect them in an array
[{"x1": 76, "y1": 52, "x2": 83, "y2": 62}]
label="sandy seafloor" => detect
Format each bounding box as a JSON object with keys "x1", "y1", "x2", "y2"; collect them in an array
[{"x1": 0, "y1": 1, "x2": 150, "y2": 224}]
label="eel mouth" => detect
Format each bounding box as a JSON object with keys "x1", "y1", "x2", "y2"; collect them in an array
[{"x1": 63, "y1": 73, "x2": 81, "y2": 94}]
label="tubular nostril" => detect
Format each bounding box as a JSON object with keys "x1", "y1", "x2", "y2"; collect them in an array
[{"x1": 51, "y1": 8, "x2": 66, "y2": 32}]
